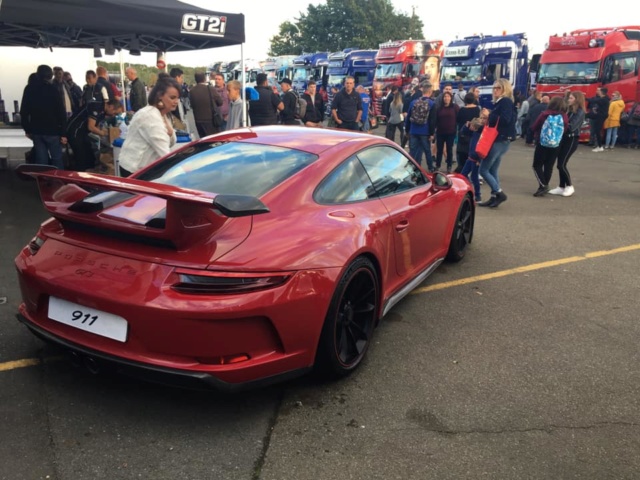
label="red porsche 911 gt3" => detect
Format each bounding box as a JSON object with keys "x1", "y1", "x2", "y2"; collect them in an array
[{"x1": 15, "y1": 126, "x2": 474, "y2": 391}]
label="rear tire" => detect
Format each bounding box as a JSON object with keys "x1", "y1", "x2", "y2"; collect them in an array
[
  {"x1": 446, "y1": 195, "x2": 474, "y2": 262},
  {"x1": 315, "y1": 257, "x2": 379, "y2": 377}
]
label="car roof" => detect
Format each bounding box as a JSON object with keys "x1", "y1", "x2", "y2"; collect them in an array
[{"x1": 200, "y1": 126, "x2": 385, "y2": 155}]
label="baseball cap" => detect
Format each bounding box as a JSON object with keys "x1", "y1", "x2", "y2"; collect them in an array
[{"x1": 280, "y1": 78, "x2": 292, "y2": 85}]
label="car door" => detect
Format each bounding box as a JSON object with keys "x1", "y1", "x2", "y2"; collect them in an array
[{"x1": 356, "y1": 146, "x2": 450, "y2": 278}]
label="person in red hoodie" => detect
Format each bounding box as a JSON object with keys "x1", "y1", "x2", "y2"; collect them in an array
[{"x1": 530, "y1": 96, "x2": 569, "y2": 197}]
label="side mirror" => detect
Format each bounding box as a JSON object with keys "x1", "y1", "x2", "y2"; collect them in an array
[{"x1": 431, "y1": 171, "x2": 452, "y2": 191}]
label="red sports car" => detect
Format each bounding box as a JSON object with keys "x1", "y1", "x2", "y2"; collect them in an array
[{"x1": 15, "y1": 126, "x2": 474, "y2": 391}]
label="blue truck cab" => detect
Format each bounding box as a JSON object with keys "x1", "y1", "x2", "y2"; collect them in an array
[
  {"x1": 291, "y1": 52, "x2": 329, "y2": 94},
  {"x1": 440, "y1": 33, "x2": 529, "y2": 109},
  {"x1": 326, "y1": 48, "x2": 377, "y2": 117}
]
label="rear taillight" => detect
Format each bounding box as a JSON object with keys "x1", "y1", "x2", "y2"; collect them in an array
[
  {"x1": 28, "y1": 235, "x2": 46, "y2": 255},
  {"x1": 171, "y1": 269, "x2": 292, "y2": 295}
]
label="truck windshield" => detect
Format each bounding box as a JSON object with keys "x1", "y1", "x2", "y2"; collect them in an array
[
  {"x1": 440, "y1": 65, "x2": 483, "y2": 83},
  {"x1": 328, "y1": 74, "x2": 346, "y2": 88},
  {"x1": 292, "y1": 67, "x2": 308, "y2": 81},
  {"x1": 375, "y1": 62, "x2": 403, "y2": 79},
  {"x1": 538, "y1": 62, "x2": 600, "y2": 84}
]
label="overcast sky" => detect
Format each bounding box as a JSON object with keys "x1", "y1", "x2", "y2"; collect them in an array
[{"x1": 0, "y1": 0, "x2": 630, "y2": 108}]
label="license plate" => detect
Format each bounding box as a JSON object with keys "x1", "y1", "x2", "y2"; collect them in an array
[{"x1": 48, "y1": 297, "x2": 128, "y2": 343}]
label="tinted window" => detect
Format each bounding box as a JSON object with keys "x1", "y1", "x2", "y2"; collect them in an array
[
  {"x1": 357, "y1": 146, "x2": 426, "y2": 197},
  {"x1": 315, "y1": 156, "x2": 375, "y2": 204},
  {"x1": 137, "y1": 142, "x2": 317, "y2": 197}
]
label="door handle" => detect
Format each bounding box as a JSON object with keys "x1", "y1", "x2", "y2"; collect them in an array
[{"x1": 395, "y1": 220, "x2": 409, "y2": 232}]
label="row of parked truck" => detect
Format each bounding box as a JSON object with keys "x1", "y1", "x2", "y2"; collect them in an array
[{"x1": 208, "y1": 26, "x2": 640, "y2": 121}]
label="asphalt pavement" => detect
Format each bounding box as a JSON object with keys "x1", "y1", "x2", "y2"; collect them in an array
[{"x1": 1, "y1": 138, "x2": 640, "y2": 480}]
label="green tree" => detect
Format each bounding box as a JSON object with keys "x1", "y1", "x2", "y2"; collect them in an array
[
  {"x1": 269, "y1": 21, "x2": 303, "y2": 56},
  {"x1": 271, "y1": 0, "x2": 424, "y2": 53}
]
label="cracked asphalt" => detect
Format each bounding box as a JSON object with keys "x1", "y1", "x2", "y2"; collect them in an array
[{"x1": 1, "y1": 140, "x2": 640, "y2": 479}]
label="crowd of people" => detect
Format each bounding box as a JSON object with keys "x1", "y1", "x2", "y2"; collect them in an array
[{"x1": 18, "y1": 62, "x2": 639, "y2": 192}]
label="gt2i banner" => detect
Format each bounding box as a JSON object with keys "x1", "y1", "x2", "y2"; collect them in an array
[{"x1": 181, "y1": 14, "x2": 227, "y2": 37}]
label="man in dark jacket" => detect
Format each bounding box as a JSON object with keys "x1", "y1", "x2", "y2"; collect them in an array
[
  {"x1": 301, "y1": 80, "x2": 324, "y2": 127},
  {"x1": 279, "y1": 78, "x2": 299, "y2": 125},
  {"x1": 20, "y1": 64, "x2": 68, "y2": 168},
  {"x1": 331, "y1": 76, "x2": 362, "y2": 130},
  {"x1": 63, "y1": 72, "x2": 83, "y2": 115},
  {"x1": 125, "y1": 67, "x2": 147, "y2": 113},
  {"x1": 525, "y1": 95, "x2": 549, "y2": 145},
  {"x1": 586, "y1": 87, "x2": 610, "y2": 151},
  {"x1": 249, "y1": 73, "x2": 284, "y2": 126},
  {"x1": 189, "y1": 71, "x2": 223, "y2": 137}
]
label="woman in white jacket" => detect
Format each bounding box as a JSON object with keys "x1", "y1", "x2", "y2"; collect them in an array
[{"x1": 118, "y1": 77, "x2": 180, "y2": 176}]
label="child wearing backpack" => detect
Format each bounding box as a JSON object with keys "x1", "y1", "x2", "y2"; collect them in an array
[{"x1": 530, "y1": 96, "x2": 569, "y2": 197}]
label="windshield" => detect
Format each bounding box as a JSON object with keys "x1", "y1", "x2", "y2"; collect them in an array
[
  {"x1": 440, "y1": 65, "x2": 483, "y2": 83},
  {"x1": 375, "y1": 62, "x2": 403, "y2": 79},
  {"x1": 139, "y1": 142, "x2": 318, "y2": 197},
  {"x1": 327, "y1": 74, "x2": 346, "y2": 88},
  {"x1": 292, "y1": 67, "x2": 308, "y2": 81},
  {"x1": 537, "y1": 62, "x2": 600, "y2": 84}
]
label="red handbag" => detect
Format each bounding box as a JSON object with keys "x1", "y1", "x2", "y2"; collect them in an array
[{"x1": 475, "y1": 118, "x2": 499, "y2": 159}]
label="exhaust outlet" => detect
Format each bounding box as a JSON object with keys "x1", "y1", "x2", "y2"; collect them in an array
[{"x1": 83, "y1": 356, "x2": 100, "y2": 375}]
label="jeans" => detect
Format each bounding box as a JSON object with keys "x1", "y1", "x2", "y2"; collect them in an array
[
  {"x1": 385, "y1": 122, "x2": 404, "y2": 145},
  {"x1": 532, "y1": 144, "x2": 560, "y2": 187},
  {"x1": 605, "y1": 127, "x2": 619, "y2": 147},
  {"x1": 460, "y1": 158, "x2": 481, "y2": 201},
  {"x1": 556, "y1": 135, "x2": 578, "y2": 187},
  {"x1": 590, "y1": 118, "x2": 605, "y2": 147},
  {"x1": 409, "y1": 134, "x2": 434, "y2": 171},
  {"x1": 479, "y1": 139, "x2": 510, "y2": 194},
  {"x1": 436, "y1": 133, "x2": 455, "y2": 169},
  {"x1": 628, "y1": 125, "x2": 640, "y2": 147},
  {"x1": 32, "y1": 134, "x2": 64, "y2": 169}
]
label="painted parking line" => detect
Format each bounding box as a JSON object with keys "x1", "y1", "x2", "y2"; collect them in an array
[
  {"x1": 0, "y1": 358, "x2": 41, "y2": 372},
  {"x1": 413, "y1": 243, "x2": 640, "y2": 294},
  {"x1": 0, "y1": 356, "x2": 63, "y2": 373},
  {"x1": 2, "y1": 244, "x2": 639, "y2": 374}
]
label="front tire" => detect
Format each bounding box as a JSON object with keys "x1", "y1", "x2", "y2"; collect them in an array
[
  {"x1": 315, "y1": 257, "x2": 379, "y2": 377},
  {"x1": 446, "y1": 195, "x2": 474, "y2": 262}
]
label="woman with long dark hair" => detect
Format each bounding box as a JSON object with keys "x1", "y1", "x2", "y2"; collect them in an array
[
  {"x1": 118, "y1": 77, "x2": 180, "y2": 177},
  {"x1": 434, "y1": 91, "x2": 459, "y2": 172},
  {"x1": 548, "y1": 91, "x2": 585, "y2": 197}
]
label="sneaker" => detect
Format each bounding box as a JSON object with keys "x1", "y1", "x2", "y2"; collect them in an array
[
  {"x1": 592, "y1": 146, "x2": 604, "y2": 152},
  {"x1": 533, "y1": 185, "x2": 549, "y2": 197},
  {"x1": 548, "y1": 186, "x2": 565, "y2": 195},
  {"x1": 490, "y1": 191, "x2": 507, "y2": 208},
  {"x1": 477, "y1": 196, "x2": 497, "y2": 207},
  {"x1": 562, "y1": 185, "x2": 575, "y2": 197}
]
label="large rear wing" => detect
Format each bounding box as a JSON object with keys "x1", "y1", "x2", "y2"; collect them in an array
[{"x1": 17, "y1": 166, "x2": 269, "y2": 250}]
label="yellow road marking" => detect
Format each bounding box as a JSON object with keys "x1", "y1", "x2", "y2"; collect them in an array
[
  {"x1": 413, "y1": 243, "x2": 640, "y2": 294},
  {"x1": 0, "y1": 358, "x2": 41, "y2": 372},
  {"x1": 2, "y1": 244, "x2": 640, "y2": 373}
]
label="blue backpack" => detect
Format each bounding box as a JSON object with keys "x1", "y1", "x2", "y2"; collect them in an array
[{"x1": 540, "y1": 114, "x2": 564, "y2": 148}]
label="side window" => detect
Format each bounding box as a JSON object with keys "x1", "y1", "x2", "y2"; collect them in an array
[
  {"x1": 356, "y1": 146, "x2": 426, "y2": 198},
  {"x1": 406, "y1": 63, "x2": 417, "y2": 78},
  {"x1": 315, "y1": 155, "x2": 375, "y2": 204},
  {"x1": 354, "y1": 71, "x2": 368, "y2": 85},
  {"x1": 604, "y1": 54, "x2": 637, "y2": 84}
]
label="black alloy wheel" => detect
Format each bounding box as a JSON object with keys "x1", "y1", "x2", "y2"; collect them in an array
[
  {"x1": 316, "y1": 257, "x2": 379, "y2": 377},
  {"x1": 446, "y1": 195, "x2": 474, "y2": 262}
]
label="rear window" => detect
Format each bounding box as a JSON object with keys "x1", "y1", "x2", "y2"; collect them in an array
[{"x1": 138, "y1": 142, "x2": 318, "y2": 197}]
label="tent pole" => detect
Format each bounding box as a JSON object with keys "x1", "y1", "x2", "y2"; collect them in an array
[
  {"x1": 241, "y1": 44, "x2": 246, "y2": 127},
  {"x1": 119, "y1": 50, "x2": 126, "y2": 111}
]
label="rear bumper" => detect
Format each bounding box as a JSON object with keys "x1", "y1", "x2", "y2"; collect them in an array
[{"x1": 17, "y1": 313, "x2": 310, "y2": 392}]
